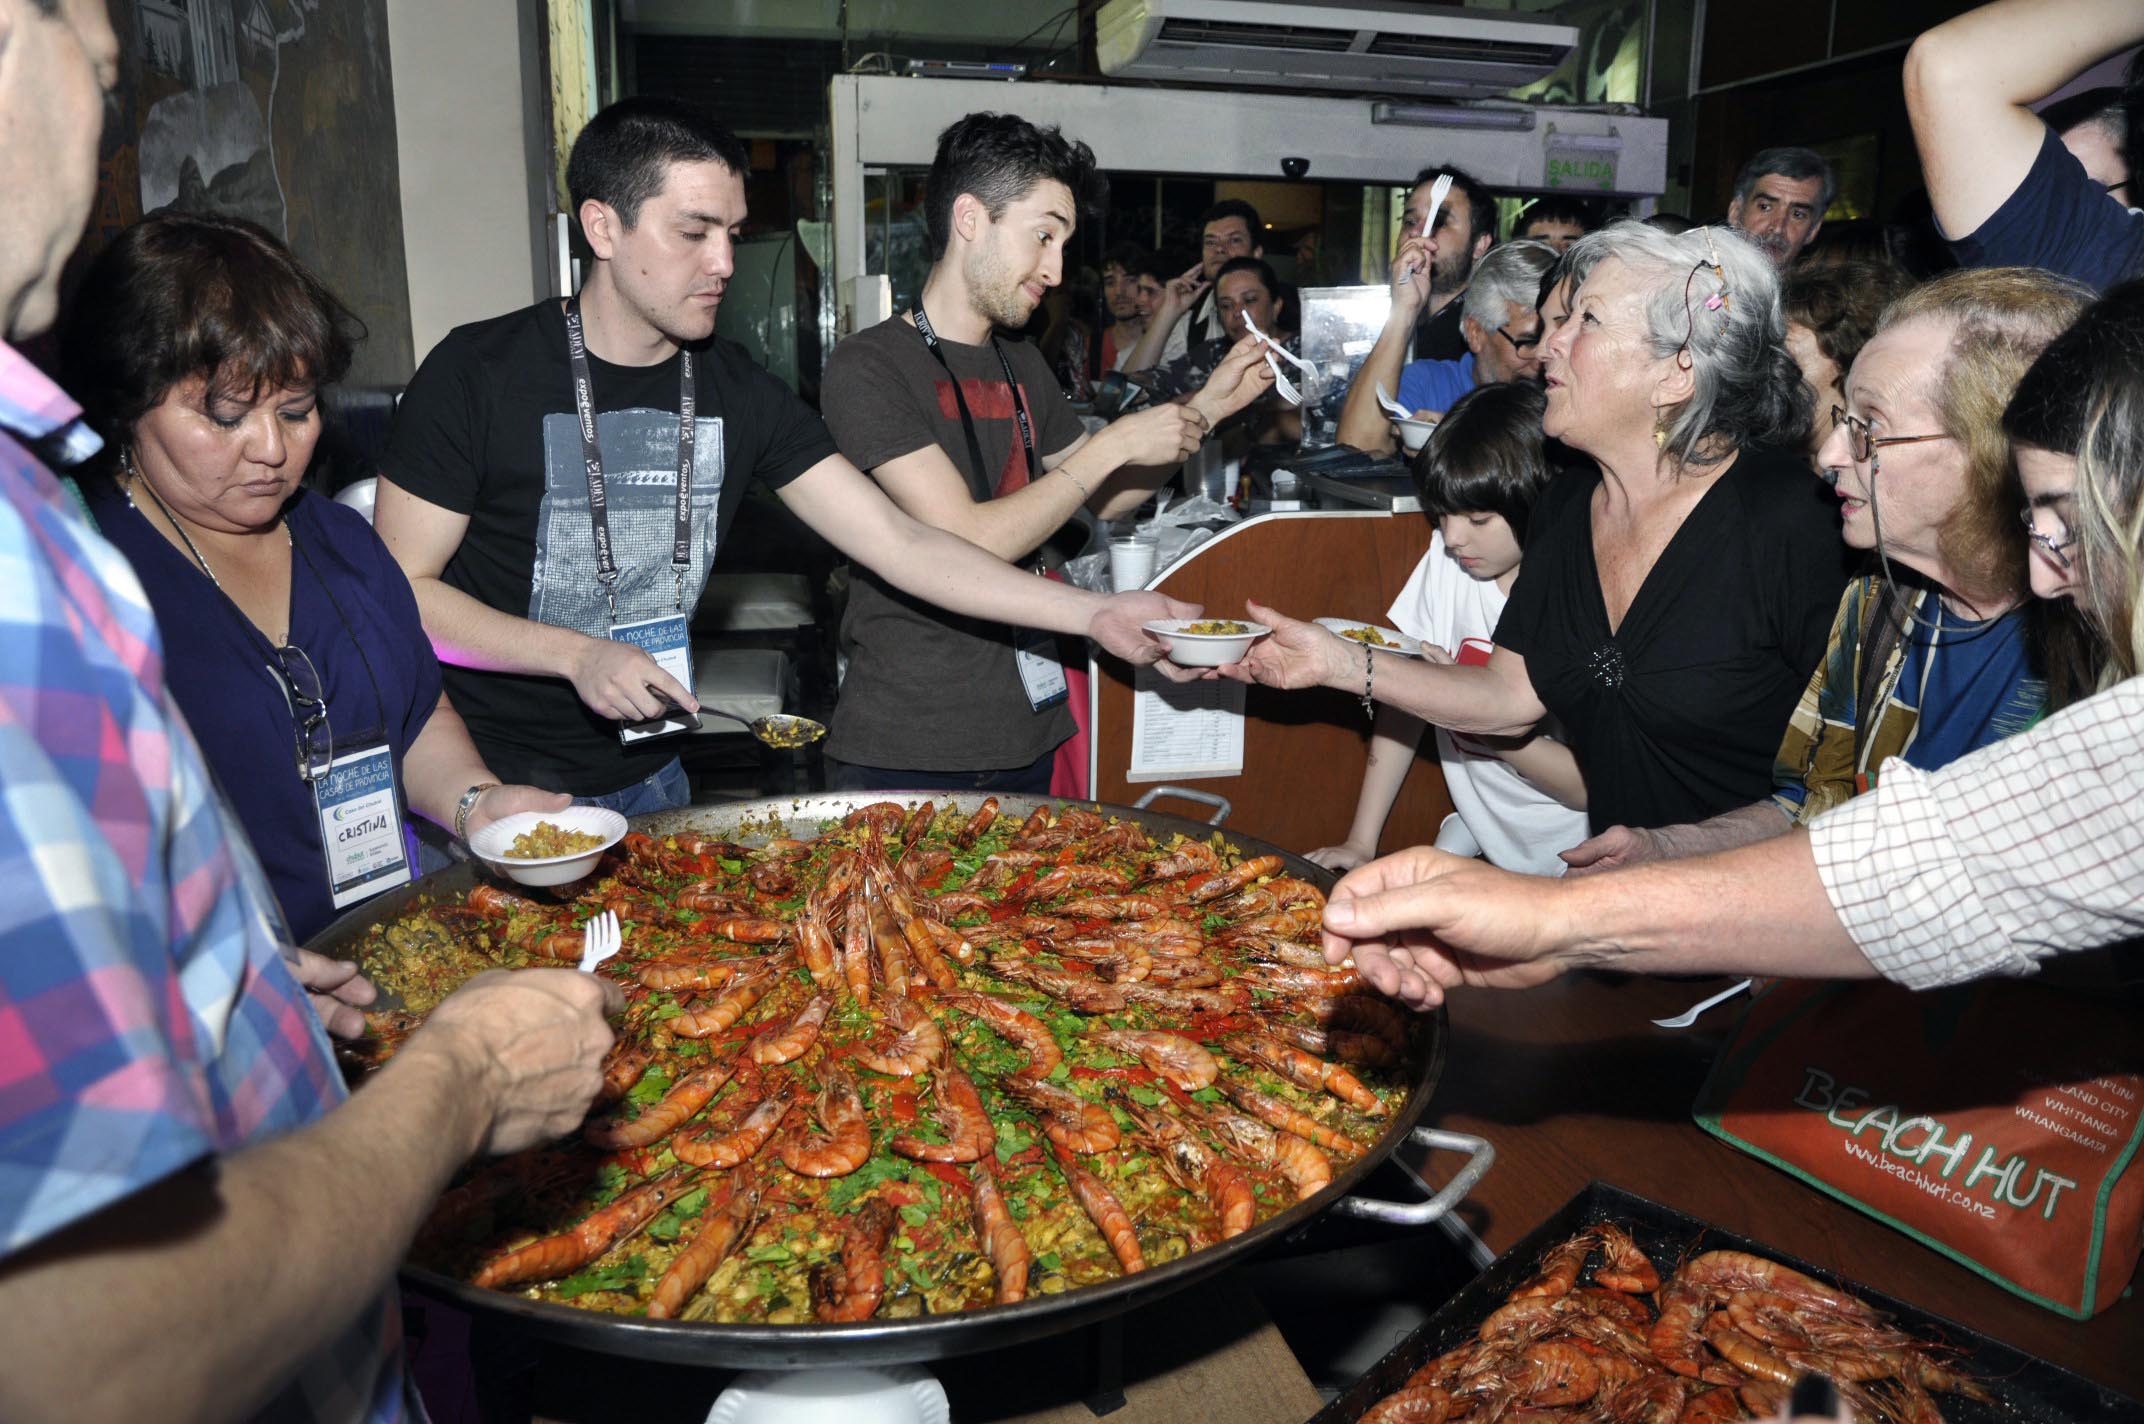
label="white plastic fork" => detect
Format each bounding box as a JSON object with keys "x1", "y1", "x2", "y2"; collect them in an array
[
  {"x1": 577, "y1": 909, "x2": 622, "y2": 974},
  {"x1": 1239, "y1": 310, "x2": 1309, "y2": 405},
  {"x1": 1374, "y1": 381, "x2": 1414, "y2": 421},
  {"x1": 1650, "y1": 977, "x2": 1753, "y2": 1029}
]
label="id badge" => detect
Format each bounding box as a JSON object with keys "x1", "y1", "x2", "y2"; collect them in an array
[
  {"x1": 314, "y1": 742, "x2": 414, "y2": 909},
  {"x1": 1014, "y1": 627, "x2": 1070, "y2": 711},
  {"x1": 612, "y1": 613, "x2": 698, "y2": 743}
]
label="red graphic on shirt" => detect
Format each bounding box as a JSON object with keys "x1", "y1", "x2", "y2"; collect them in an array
[{"x1": 934, "y1": 378, "x2": 1037, "y2": 496}]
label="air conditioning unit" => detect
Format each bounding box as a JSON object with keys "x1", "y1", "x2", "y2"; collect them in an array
[{"x1": 1096, "y1": 0, "x2": 1577, "y2": 98}]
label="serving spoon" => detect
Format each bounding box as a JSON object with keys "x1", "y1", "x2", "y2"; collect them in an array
[{"x1": 701, "y1": 708, "x2": 829, "y2": 748}]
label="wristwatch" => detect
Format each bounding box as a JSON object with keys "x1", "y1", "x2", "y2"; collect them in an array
[{"x1": 454, "y1": 781, "x2": 500, "y2": 842}]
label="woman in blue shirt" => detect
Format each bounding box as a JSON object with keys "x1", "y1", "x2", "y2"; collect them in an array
[{"x1": 62, "y1": 213, "x2": 566, "y2": 940}]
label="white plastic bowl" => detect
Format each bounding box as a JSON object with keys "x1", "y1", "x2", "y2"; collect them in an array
[
  {"x1": 1394, "y1": 417, "x2": 1437, "y2": 454},
  {"x1": 468, "y1": 806, "x2": 628, "y2": 887},
  {"x1": 705, "y1": 1367, "x2": 947, "y2": 1424},
  {"x1": 1143, "y1": 618, "x2": 1270, "y2": 667}
]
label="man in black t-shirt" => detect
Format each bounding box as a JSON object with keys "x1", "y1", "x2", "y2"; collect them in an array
[
  {"x1": 820, "y1": 112, "x2": 1273, "y2": 792},
  {"x1": 1403, "y1": 166, "x2": 1497, "y2": 364},
  {"x1": 1906, "y1": 0, "x2": 2144, "y2": 289},
  {"x1": 376, "y1": 98, "x2": 1211, "y2": 808}
]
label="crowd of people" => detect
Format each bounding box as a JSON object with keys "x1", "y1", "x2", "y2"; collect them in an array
[{"x1": 1, "y1": 0, "x2": 2141, "y2": 1417}]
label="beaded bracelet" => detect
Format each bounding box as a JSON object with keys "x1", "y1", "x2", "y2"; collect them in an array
[{"x1": 1360, "y1": 642, "x2": 1375, "y2": 720}]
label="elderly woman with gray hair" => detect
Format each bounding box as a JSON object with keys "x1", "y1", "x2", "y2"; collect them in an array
[{"x1": 1229, "y1": 222, "x2": 1844, "y2": 837}]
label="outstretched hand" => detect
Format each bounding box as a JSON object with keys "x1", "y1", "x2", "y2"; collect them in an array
[
  {"x1": 1217, "y1": 600, "x2": 1353, "y2": 690},
  {"x1": 1091, "y1": 590, "x2": 1202, "y2": 669},
  {"x1": 1190, "y1": 336, "x2": 1278, "y2": 426},
  {"x1": 1320, "y1": 847, "x2": 1573, "y2": 1009}
]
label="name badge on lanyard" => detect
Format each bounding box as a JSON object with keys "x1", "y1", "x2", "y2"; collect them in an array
[
  {"x1": 314, "y1": 741, "x2": 413, "y2": 909},
  {"x1": 911, "y1": 305, "x2": 1066, "y2": 713},
  {"x1": 564, "y1": 296, "x2": 699, "y2": 744}
]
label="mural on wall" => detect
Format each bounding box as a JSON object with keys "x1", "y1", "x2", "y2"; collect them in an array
[{"x1": 85, "y1": 0, "x2": 414, "y2": 385}]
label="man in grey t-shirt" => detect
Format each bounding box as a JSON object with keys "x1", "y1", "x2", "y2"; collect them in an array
[{"x1": 821, "y1": 112, "x2": 1271, "y2": 792}]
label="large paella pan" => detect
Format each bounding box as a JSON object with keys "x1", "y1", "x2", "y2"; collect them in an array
[{"x1": 312, "y1": 791, "x2": 1488, "y2": 1366}]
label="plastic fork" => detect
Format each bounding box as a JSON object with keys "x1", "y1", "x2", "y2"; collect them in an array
[
  {"x1": 577, "y1": 909, "x2": 623, "y2": 974},
  {"x1": 1238, "y1": 311, "x2": 1307, "y2": 405},
  {"x1": 1374, "y1": 381, "x2": 1414, "y2": 421},
  {"x1": 1405, "y1": 174, "x2": 1454, "y2": 285},
  {"x1": 1650, "y1": 978, "x2": 1753, "y2": 1029}
]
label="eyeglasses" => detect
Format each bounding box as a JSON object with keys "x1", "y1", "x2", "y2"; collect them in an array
[
  {"x1": 271, "y1": 642, "x2": 334, "y2": 783},
  {"x1": 2019, "y1": 502, "x2": 2077, "y2": 569},
  {"x1": 1828, "y1": 406, "x2": 1954, "y2": 465},
  {"x1": 1496, "y1": 324, "x2": 1543, "y2": 355}
]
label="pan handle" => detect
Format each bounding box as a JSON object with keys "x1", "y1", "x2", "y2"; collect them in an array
[
  {"x1": 1131, "y1": 786, "x2": 1233, "y2": 826},
  {"x1": 1331, "y1": 1127, "x2": 1495, "y2": 1227}
]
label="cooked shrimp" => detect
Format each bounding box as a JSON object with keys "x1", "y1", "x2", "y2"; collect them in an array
[
  {"x1": 1119, "y1": 980, "x2": 1251, "y2": 1014},
  {"x1": 1242, "y1": 962, "x2": 1369, "y2": 999},
  {"x1": 468, "y1": 884, "x2": 544, "y2": 920},
  {"x1": 1702, "y1": 1314, "x2": 1795, "y2": 1385},
  {"x1": 1359, "y1": 1385, "x2": 1452, "y2": 1424},
  {"x1": 794, "y1": 906, "x2": 838, "y2": 988},
  {"x1": 583, "y1": 1061, "x2": 736, "y2": 1149},
  {"x1": 671, "y1": 971, "x2": 776, "y2": 1039},
  {"x1": 1680, "y1": 1250, "x2": 1877, "y2": 1321},
  {"x1": 674, "y1": 1089, "x2": 792, "y2": 1170},
  {"x1": 697, "y1": 916, "x2": 790, "y2": 944},
  {"x1": 1144, "y1": 957, "x2": 1222, "y2": 989},
  {"x1": 986, "y1": 958, "x2": 1129, "y2": 1013},
  {"x1": 1592, "y1": 1222, "x2": 1661, "y2": 1294},
  {"x1": 926, "y1": 890, "x2": 994, "y2": 920},
  {"x1": 1177, "y1": 1095, "x2": 1331, "y2": 1200},
  {"x1": 1055, "y1": 894, "x2": 1172, "y2": 920},
  {"x1": 638, "y1": 957, "x2": 746, "y2": 993},
  {"x1": 1650, "y1": 1286, "x2": 1742, "y2": 1385},
  {"x1": 647, "y1": 1169, "x2": 764, "y2": 1319},
  {"x1": 1221, "y1": 1081, "x2": 1372, "y2": 1158},
  {"x1": 1214, "y1": 876, "x2": 1324, "y2": 917},
  {"x1": 779, "y1": 1068, "x2": 872, "y2": 1178},
  {"x1": 953, "y1": 795, "x2": 999, "y2": 848},
  {"x1": 840, "y1": 881, "x2": 874, "y2": 1009},
  {"x1": 1009, "y1": 803, "x2": 1053, "y2": 844},
  {"x1": 843, "y1": 801, "x2": 908, "y2": 836},
  {"x1": 1025, "y1": 863, "x2": 1130, "y2": 901},
  {"x1": 970, "y1": 1156, "x2": 1032, "y2": 1304},
  {"x1": 1269, "y1": 1021, "x2": 1398, "y2": 1070},
  {"x1": 596, "y1": 1038, "x2": 654, "y2": 1104},
  {"x1": 812, "y1": 1198, "x2": 896, "y2": 1322},
  {"x1": 1185, "y1": 854, "x2": 1285, "y2": 903},
  {"x1": 1677, "y1": 1386, "x2": 1743, "y2": 1423},
  {"x1": 1088, "y1": 1029, "x2": 1218, "y2": 1091},
  {"x1": 471, "y1": 1168, "x2": 694, "y2": 1289},
  {"x1": 749, "y1": 994, "x2": 831, "y2": 1066},
  {"x1": 897, "y1": 799, "x2": 937, "y2": 851},
  {"x1": 1141, "y1": 839, "x2": 1219, "y2": 881},
  {"x1": 938, "y1": 987, "x2": 1063, "y2": 1079},
  {"x1": 1589, "y1": 1373, "x2": 1685, "y2": 1424},
  {"x1": 1231, "y1": 1032, "x2": 1387, "y2": 1115},
  {"x1": 1060, "y1": 940, "x2": 1153, "y2": 984},
  {"x1": 746, "y1": 859, "x2": 796, "y2": 896},
  {"x1": 1116, "y1": 1092, "x2": 1255, "y2": 1238},
  {"x1": 1001, "y1": 1076, "x2": 1120, "y2": 1154},
  {"x1": 868, "y1": 888, "x2": 912, "y2": 999},
  {"x1": 528, "y1": 931, "x2": 584, "y2": 963},
  {"x1": 675, "y1": 886, "x2": 751, "y2": 915},
  {"x1": 968, "y1": 849, "x2": 1054, "y2": 889},
  {"x1": 852, "y1": 996, "x2": 945, "y2": 1077},
  {"x1": 1049, "y1": 1138, "x2": 1144, "y2": 1274},
  {"x1": 899, "y1": 915, "x2": 961, "y2": 989},
  {"x1": 1316, "y1": 994, "x2": 1413, "y2": 1046},
  {"x1": 889, "y1": 1061, "x2": 994, "y2": 1163}
]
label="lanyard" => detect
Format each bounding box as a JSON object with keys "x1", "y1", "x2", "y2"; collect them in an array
[
  {"x1": 911, "y1": 304, "x2": 1039, "y2": 490},
  {"x1": 563, "y1": 296, "x2": 695, "y2": 619}
]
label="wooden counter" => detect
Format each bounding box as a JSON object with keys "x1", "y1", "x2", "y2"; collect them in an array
[
  {"x1": 1402, "y1": 970, "x2": 2143, "y2": 1400},
  {"x1": 1089, "y1": 510, "x2": 1451, "y2": 856}
]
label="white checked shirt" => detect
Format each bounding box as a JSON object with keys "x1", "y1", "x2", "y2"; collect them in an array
[{"x1": 1810, "y1": 675, "x2": 2144, "y2": 989}]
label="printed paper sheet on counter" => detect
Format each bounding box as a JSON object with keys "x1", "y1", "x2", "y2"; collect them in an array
[{"x1": 1127, "y1": 666, "x2": 1244, "y2": 782}]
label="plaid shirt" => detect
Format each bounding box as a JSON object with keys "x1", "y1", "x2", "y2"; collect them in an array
[
  {"x1": 1811, "y1": 674, "x2": 2144, "y2": 989},
  {"x1": 0, "y1": 343, "x2": 417, "y2": 1422}
]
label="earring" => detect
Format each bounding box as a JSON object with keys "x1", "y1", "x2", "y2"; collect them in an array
[{"x1": 1653, "y1": 420, "x2": 1668, "y2": 450}]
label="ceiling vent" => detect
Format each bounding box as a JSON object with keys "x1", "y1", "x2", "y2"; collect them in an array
[{"x1": 1096, "y1": 0, "x2": 1576, "y2": 98}]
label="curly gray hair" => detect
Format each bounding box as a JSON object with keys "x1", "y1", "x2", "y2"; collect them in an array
[{"x1": 1562, "y1": 220, "x2": 1809, "y2": 468}]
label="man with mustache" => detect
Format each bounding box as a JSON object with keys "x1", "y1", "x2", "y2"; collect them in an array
[{"x1": 1725, "y1": 147, "x2": 1834, "y2": 270}]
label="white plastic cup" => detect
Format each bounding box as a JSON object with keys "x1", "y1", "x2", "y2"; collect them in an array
[{"x1": 1109, "y1": 535, "x2": 1159, "y2": 591}]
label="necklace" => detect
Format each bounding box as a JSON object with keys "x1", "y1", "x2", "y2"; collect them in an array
[{"x1": 120, "y1": 450, "x2": 291, "y2": 596}]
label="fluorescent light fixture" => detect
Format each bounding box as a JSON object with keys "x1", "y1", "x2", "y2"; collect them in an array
[{"x1": 1370, "y1": 100, "x2": 1536, "y2": 131}]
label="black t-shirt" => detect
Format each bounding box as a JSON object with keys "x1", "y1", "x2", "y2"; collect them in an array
[
  {"x1": 1950, "y1": 127, "x2": 2144, "y2": 288},
  {"x1": 1495, "y1": 447, "x2": 1844, "y2": 832},
  {"x1": 380, "y1": 300, "x2": 837, "y2": 795},
  {"x1": 819, "y1": 316, "x2": 1085, "y2": 772},
  {"x1": 1412, "y1": 298, "x2": 1470, "y2": 362}
]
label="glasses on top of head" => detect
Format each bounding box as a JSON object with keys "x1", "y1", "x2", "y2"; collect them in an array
[
  {"x1": 273, "y1": 642, "x2": 334, "y2": 784},
  {"x1": 1496, "y1": 323, "x2": 1543, "y2": 355},
  {"x1": 1828, "y1": 405, "x2": 1954, "y2": 465},
  {"x1": 2019, "y1": 502, "x2": 2077, "y2": 570}
]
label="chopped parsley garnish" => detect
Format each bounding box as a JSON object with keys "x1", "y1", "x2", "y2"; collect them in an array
[{"x1": 556, "y1": 1254, "x2": 646, "y2": 1298}]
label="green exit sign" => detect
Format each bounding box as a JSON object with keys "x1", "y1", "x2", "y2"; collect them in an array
[{"x1": 1545, "y1": 145, "x2": 1618, "y2": 192}]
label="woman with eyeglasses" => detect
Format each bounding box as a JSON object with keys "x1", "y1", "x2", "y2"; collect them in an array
[
  {"x1": 1562, "y1": 266, "x2": 2098, "y2": 876},
  {"x1": 61, "y1": 213, "x2": 566, "y2": 941},
  {"x1": 1229, "y1": 222, "x2": 1843, "y2": 842},
  {"x1": 1311, "y1": 277, "x2": 2144, "y2": 1007}
]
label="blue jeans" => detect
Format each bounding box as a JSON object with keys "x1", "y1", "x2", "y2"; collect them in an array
[
  {"x1": 827, "y1": 747, "x2": 1055, "y2": 795},
  {"x1": 576, "y1": 757, "x2": 692, "y2": 816}
]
